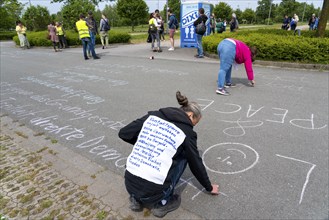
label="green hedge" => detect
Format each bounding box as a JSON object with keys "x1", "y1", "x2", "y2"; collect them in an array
[
  {"x1": 0, "y1": 31, "x2": 16, "y2": 40},
  {"x1": 203, "y1": 29, "x2": 329, "y2": 64},
  {"x1": 12, "y1": 30, "x2": 131, "y2": 47}
]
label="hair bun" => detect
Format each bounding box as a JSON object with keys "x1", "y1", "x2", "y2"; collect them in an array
[{"x1": 176, "y1": 91, "x2": 188, "y2": 107}]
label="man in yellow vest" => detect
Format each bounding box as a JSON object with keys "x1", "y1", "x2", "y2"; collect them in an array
[{"x1": 76, "y1": 14, "x2": 100, "y2": 60}]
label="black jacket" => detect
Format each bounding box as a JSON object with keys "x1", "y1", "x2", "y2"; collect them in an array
[
  {"x1": 119, "y1": 107, "x2": 213, "y2": 199},
  {"x1": 193, "y1": 14, "x2": 208, "y2": 27}
]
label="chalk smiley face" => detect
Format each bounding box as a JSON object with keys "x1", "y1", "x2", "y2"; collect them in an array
[{"x1": 202, "y1": 142, "x2": 259, "y2": 175}]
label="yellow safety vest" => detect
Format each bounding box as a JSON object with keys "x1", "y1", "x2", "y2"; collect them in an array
[
  {"x1": 56, "y1": 26, "x2": 64, "y2": 35},
  {"x1": 149, "y1": 18, "x2": 156, "y2": 25},
  {"x1": 76, "y1": 19, "x2": 90, "y2": 39}
]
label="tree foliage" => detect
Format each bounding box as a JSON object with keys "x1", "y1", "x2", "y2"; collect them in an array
[
  {"x1": 60, "y1": 0, "x2": 95, "y2": 30},
  {"x1": 0, "y1": 0, "x2": 24, "y2": 30},
  {"x1": 116, "y1": 0, "x2": 148, "y2": 31},
  {"x1": 22, "y1": 5, "x2": 51, "y2": 31},
  {"x1": 275, "y1": 0, "x2": 299, "y2": 18},
  {"x1": 213, "y1": 2, "x2": 233, "y2": 21},
  {"x1": 163, "y1": 0, "x2": 180, "y2": 22},
  {"x1": 234, "y1": 8, "x2": 243, "y2": 21},
  {"x1": 241, "y1": 8, "x2": 256, "y2": 24},
  {"x1": 256, "y1": 0, "x2": 277, "y2": 23},
  {"x1": 273, "y1": 0, "x2": 321, "y2": 23},
  {"x1": 102, "y1": 4, "x2": 126, "y2": 27},
  {"x1": 51, "y1": 0, "x2": 110, "y2": 6}
]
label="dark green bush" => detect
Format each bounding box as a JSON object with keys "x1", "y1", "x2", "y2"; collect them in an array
[
  {"x1": 253, "y1": 29, "x2": 329, "y2": 38},
  {"x1": 12, "y1": 30, "x2": 131, "y2": 47},
  {"x1": 0, "y1": 31, "x2": 16, "y2": 40},
  {"x1": 203, "y1": 30, "x2": 329, "y2": 64}
]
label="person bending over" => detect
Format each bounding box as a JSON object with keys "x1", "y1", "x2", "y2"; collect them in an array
[{"x1": 216, "y1": 38, "x2": 257, "y2": 96}]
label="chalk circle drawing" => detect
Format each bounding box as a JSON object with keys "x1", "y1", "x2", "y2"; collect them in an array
[{"x1": 202, "y1": 142, "x2": 259, "y2": 175}]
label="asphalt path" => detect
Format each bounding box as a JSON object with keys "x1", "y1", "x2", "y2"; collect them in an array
[{"x1": 1, "y1": 40, "x2": 328, "y2": 219}]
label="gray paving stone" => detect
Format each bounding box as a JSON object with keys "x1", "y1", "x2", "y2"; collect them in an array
[{"x1": 1, "y1": 117, "x2": 126, "y2": 219}]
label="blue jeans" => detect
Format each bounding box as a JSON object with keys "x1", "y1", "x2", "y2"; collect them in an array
[
  {"x1": 81, "y1": 38, "x2": 97, "y2": 59},
  {"x1": 139, "y1": 158, "x2": 187, "y2": 205},
  {"x1": 217, "y1": 39, "x2": 236, "y2": 89},
  {"x1": 196, "y1": 34, "x2": 204, "y2": 56},
  {"x1": 87, "y1": 32, "x2": 96, "y2": 54},
  {"x1": 150, "y1": 31, "x2": 160, "y2": 49}
]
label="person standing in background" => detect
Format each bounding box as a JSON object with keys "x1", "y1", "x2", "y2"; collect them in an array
[
  {"x1": 85, "y1": 11, "x2": 98, "y2": 56},
  {"x1": 308, "y1": 14, "x2": 316, "y2": 30},
  {"x1": 210, "y1": 13, "x2": 216, "y2": 34},
  {"x1": 56, "y1": 22, "x2": 68, "y2": 49},
  {"x1": 230, "y1": 13, "x2": 238, "y2": 32},
  {"x1": 149, "y1": 13, "x2": 162, "y2": 52},
  {"x1": 168, "y1": 9, "x2": 178, "y2": 51},
  {"x1": 48, "y1": 22, "x2": 60, "y2": 52},
  {"x1": 155, "y1": 9, "x2": 165, "y2": 41},
  {"x1": 282, "y1": 15, "x2": 290, "y2": 30},
  {"x1": 99, "y1": 14, "x2": 110, "y2": 49},
  {"x1": 216, "y1": 18, "x2": 224, "y2": 33},
  {"x1": 223, "y1": 19, "x2": 227, "y2": 31},
  {"x1": 290, "y1": 14, "x2": 299, "y2": 31},
  {"x1": 193, "y1": 8, "x2": 208, "y2": 58},
  {"x1": 314, "y1": 16, "x2": 319, "y2": 30},
  {"x1": 76, "y1": 13, "x2": 100, "y2": 60},
  {"x1": 15, "y1": 21, "x2": 30, "y2": 49}
]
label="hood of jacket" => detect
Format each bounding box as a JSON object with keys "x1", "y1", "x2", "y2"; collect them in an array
[{"x1": 151, "y1": 107, "x2": 193, "y2": 128}]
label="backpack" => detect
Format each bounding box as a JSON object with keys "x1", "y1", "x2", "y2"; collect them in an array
[
  {"x1": 195, "y1": 21, "x2": 206, "y2": 35},
  {"x1": 174, "y1": 18, "x2": 179, "y2": 29},
  {"x1": 169, "y1": 15, "x2": 179, "y2": 29},
  {"x1": 103, "y1": 19, "x2": 110, "y2": 31}
]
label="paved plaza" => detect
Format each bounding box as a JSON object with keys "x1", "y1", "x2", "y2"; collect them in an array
[{"x1": 0, "y1": 40, "x2": 328, "y2": 219}]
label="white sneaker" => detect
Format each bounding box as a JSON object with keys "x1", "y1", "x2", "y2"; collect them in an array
[
  {"x1": 168, "y1": 47, "x2": 174, "y2": 51},
  {"x1": 216, "y1": 88, "x2": 230, "y2": 96}
]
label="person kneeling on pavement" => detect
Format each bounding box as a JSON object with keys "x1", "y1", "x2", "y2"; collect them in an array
[{"x1": 118, "y1": 91, "x2": 219, "y2": 218}]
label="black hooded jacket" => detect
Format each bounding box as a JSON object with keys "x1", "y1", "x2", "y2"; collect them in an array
[{"x1": 118, "y1": 107, "x2": 213, "y2": 200}]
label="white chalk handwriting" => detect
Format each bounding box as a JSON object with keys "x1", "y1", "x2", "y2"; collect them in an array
[
  {"x1": 276, "y1": 154, "x2": 316, "y2": 205},
  {"x1": 20, "y1": 76, "x2": 105, "y2": 104}
]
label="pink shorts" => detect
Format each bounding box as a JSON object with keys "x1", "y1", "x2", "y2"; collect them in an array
[{"x1": 169, "y1": 29, "x2": 175, "y2": 38}]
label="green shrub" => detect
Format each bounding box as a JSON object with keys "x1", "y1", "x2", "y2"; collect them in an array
[
  {"x1": 253, "y1": 29, "x2": 329, "y2": 38},
  {"x1": 0, "y1": 31, "x2": 16, "y2": 40},
  {"x1": 203, "y1": 29, "x2": 329, "y2": 64},
  {"x1": 12, "y1": 30, "x2": 131, "y2": 47},
  {"x1": 13, "y1": 31, "x2": 54, "y2": 47}
]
